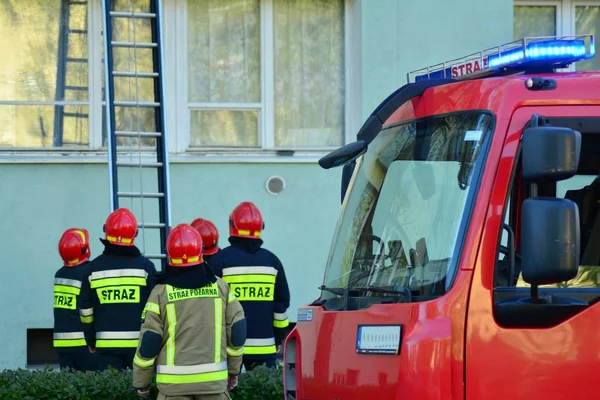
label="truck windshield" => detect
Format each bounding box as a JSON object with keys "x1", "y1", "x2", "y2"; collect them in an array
[{"x1": 322, "y1": 111, "x2": 494, "y2": 302}]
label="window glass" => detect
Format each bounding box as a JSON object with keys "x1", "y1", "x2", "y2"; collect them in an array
[
  {"x1": 575, "y1": 6, "x2": 600, "y2": 71},
  {"x1": 322, "y1": 112, "x2": 493, "y2": 301},
  {"x1": 101, "y1": 0, "x2": 166, "y2": 148},
  {"x1": 513, "y1": 174, "x2": 600, "y2": 288},
  {"x1": 273, "y1": 0, "x2": 345, "y2": 148},
  {"x1": 0, "y1": 0, "x2": 89, "y2": 147},
  {"x1": 189, "y1": 109, "x2": 259, "y2": 147},
  {"x1": 187, "y1": 0, "x2": 261, "y2": 147},
  {"x1": 513, "y1": 5, "x2": 556, "y2": 39}
]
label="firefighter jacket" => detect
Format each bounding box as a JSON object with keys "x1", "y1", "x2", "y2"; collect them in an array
[
  {"x1": 203, "y1": 252, "x2": 219, "y2": 270},
  {"x1": 53, "y1": 261, "x2": 92, "y2": 353},
  {"x1": 79, "y1": 239, "x2": 157, "y2": 353},
  {"x1": 211, "y1": 237, "x2": 291, "y2": 360},
  {"x1": 132, "y1": 264, "x2": 246, "y2": 396}
]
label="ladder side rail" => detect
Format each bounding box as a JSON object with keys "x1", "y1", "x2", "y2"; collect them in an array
[
  {"x1": 151, "y1": 0, "x2": 171, "y2": 268},
  {"x1": 53, "y1": 0, "x2": 71, "y2": 147},
  {"x1": 101, "y1": 0, "x2": 119, "y2": 211}
]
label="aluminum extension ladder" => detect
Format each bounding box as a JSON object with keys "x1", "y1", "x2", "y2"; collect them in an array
[{"x1": 101, "y1": 0, "x2": 171, "y2": 270}]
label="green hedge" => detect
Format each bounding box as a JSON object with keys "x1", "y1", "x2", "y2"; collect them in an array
[{"x1": 0, "y1": 365, "x2": 284, "y2": 400}]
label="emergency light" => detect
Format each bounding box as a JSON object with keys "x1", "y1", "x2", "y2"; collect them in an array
[{"x1": 408, "y1": 35, "x2": 595, "y2": 83}]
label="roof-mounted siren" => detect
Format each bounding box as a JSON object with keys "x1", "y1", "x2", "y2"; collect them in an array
[{"x1": 407, "y1": 34, "x2": 595, "y2": 83}]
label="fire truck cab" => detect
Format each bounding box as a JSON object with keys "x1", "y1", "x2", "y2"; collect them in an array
[{"x1": 283, "y1": 35, "x2": 600, "y2": 400}]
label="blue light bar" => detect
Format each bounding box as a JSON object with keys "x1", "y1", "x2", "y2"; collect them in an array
[
  {"x1": 488, "y1": 39, "x2": 588, "y2": 68},
  {"x1": 408, "y1": 35, "x2": 595, "y2": 83}
]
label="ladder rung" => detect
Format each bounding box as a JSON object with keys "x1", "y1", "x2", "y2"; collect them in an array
[
  {"x1": 65, "y1": 86, "x2": 88, "y2": 91},
  {"x1": 110, "y1": 11, "x2": 157, "y2": 19},
  {"x1": 139, "y1": 223, "x2": 166, "y2": 229},
  {"x1": 114, "y1": 101, "x2": 160, "y2": 108},
  {"x1": 63, "y1": 112, "x2": 88, "y2": 118},
  {"x1": 115, "y1": 131, "x2": 162, "y2": 138},
  {"x1": 116, "y1": 161, "x2": 163, "y2": 168},
  {"x1": 113, "y1": 71, "x2": 159, "y2": 78},
  {"x1": 145, "y1": 254, "x2": 167, "y2": 259},
  {"x1": 111, "y1": 41, "x2": 157, "y2": 49},
  {"x1": 69, "y1": 29, "x2": 88, "y2": 34},
  {"x1": 118, "y1": 191, "x2": 164, "y2": 198},
  {"x1": 66, "y1": 58, "x2": 87, "y2": 63}
]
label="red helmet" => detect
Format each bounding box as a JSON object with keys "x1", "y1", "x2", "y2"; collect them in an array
[
  {"x1": 229, "y1": 202, "x2": 264, "y2": 239},
  {"x1": 191, "y1": 218, "x2": 220, "y2": 255},
  {"x1": 167, "y1": 224, "x2": 204, "y2": 267},
  {"x1": 59, "y1": 228, "x2": 91, "y2": 267},
  {"x1": 104, "y1": 208, "x2": 138, "y2": 246}
]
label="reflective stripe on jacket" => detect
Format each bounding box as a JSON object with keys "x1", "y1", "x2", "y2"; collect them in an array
[
  {"x1": 79, "y1": 245, "x2": 157, "y2": 352},
  {"x1": 132, "y1": 278, "x2": 245, "y2": 396},
  {"x1": 211, "y1": 242, "x2": 291, "y2": 359},
  {"x1": 53, "y1": 263, "x2": 91, "y2": 352}
]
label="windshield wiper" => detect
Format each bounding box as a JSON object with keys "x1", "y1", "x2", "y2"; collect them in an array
[
  {"x1": 310, "y1": 285, "x2": 348, "y2": 307},
  {"x1": 349, "y1": 285, "x2": 413, "y2": 302},
  {"x1": 318, "y1": 285, "x2": 345, "y2": 296}
]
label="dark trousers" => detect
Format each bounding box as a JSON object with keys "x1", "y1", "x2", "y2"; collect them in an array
[
  {"x1": 97, "y1": 349, "x2": 136, "y2": 370},
  {"x1": 58, "y1": 347, "x2": 101, "y2": 372},
  {"x1": 243, "y1": 358, "x2": 276, "y2": 371}
]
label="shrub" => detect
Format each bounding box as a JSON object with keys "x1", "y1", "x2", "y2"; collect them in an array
[
  {"x1": 0, "y1": 365, "x2": 283, "y2": 400},
  {"x1": 231, "y1": 366, "x2": 284, "y2": 400}
]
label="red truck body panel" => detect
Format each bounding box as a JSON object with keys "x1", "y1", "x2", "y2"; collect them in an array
[{"x1": 285, "y1": 72, "x2": 600, "y2": 400}]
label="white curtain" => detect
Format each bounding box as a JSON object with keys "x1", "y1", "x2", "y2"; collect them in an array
[
  {"x1": 273, "y1": 0, "x2": 345, "y2": 148},
  {"x1": 575, "y1": 6, "x2": 600, "y2": 71},
  {"x1": 188, "y1": 0, "x2": 261, "y2": 147},
  {"x1": 513, "y1": 6, "x2": 556, "y2": 40},
  {"x1": 187, "y1": 0, "x2": 345, "y2": 148}
]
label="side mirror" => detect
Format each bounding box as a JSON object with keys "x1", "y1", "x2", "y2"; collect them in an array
[
  {"x1": 522, "y1": 126, "x2": 581, "y2": 181},
  {"x1": 318, "y1": 141, "x2": 367, "y2": 170},
  {"x1": 521, "y1": 197, "x2": 580, "y2": 288}
]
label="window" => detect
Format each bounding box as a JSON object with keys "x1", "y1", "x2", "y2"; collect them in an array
[
  {"x1": 0, "y1": 0, "x2": 350, "y2": 154},
  {"x1": 183, "y1": 0, "x2": 346, "y2": 150},
  {"x1": 100, "y1": 0, "x2": 158, "y2": 149},
  {"x1": 514, "y1": 1, "x2": 600, "y2": 71},
  {"x1": 0, "y1": 0, "x2": 90, "y2": 148},
  {"x1": 494, "y1": 118, "x2": 600, "y2": 291},
  {"x1": 27, "y1": 328, "x2": 57, "y2": 366},
  {"x1": 321, "y1": 112, "x2": 493, "y2": 308}
]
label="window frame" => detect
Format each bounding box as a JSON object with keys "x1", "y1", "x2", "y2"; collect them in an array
[
  {"x1": 173, "y1": 0, "x2": 358, "y2": 155},
  {"x1": 514, "y1": 0, "x2": 563, "y2": 36},
  {"x1": 320, "y1": 109, "x2": 497, "y2": 302},
  {"x1": 0, "y1": 0, "x2": 360, "y2": 163},
  {"x1": 0, "y1": 0, "x2": 99, "y2": 151}
]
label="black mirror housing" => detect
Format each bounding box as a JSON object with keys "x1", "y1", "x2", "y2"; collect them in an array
[
  {"x1": 319, "y1": 141, "x2": 367, "y2": 170},
  {"x1": 522, "y1": 126, "x2": 581, "y2": 182},
  {"x1": 521, "y1": 197, "x2": 580, "y2": 286}
]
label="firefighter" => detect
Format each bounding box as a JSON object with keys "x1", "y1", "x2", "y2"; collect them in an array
[
  {"x1": 53, "y1": 228, "x2": 99, "y2": 371},
  {"x1": 191, "y1": 218, "x2": 220, "y2": 265},
  {"x1": 132, "y1": 224, "x2": 246, "y2": 400},
  {"x1": 79, "y1": 208, "x2": 157, "y2": 370},
  {"x1": 211, "y1": 201, "x2": 291, "y2": 371}
]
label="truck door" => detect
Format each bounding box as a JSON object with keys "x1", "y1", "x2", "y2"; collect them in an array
[{"x1": 466, "y1": 105, "x2": 600, "y2": 400}]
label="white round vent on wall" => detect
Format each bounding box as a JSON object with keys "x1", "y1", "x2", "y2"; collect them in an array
[{"x1": 266, "y1": 176, "x2": 286, "y2": 196}]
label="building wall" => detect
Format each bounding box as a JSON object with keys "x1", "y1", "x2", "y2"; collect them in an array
[
  {"x1": 0, "y1": 0, "x2": 515, "y2": 370},
  {"x1": 0, "y1": 162, "x2": 342, "y2": 370},
  {"x1": 360, "y1": 0, "x2": 514, "y2": 116}
]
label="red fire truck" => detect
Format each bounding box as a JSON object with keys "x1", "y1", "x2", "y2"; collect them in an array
[{"x1": 283, "y1": 35, "x2": 600, "y2": 400}]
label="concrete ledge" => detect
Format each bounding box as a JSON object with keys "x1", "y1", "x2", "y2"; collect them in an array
[{"x1": 0, "y1": 152, "x2": 327, "y2": 165}]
